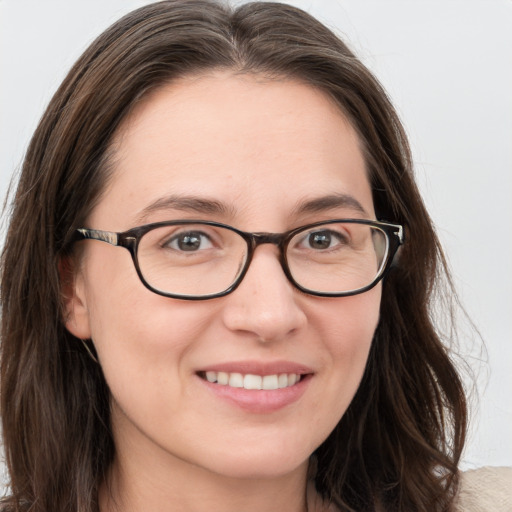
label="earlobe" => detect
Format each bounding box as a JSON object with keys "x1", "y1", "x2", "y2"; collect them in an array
[{"x1": 59, "y1": 256, "x2": 92, "y2": 339}]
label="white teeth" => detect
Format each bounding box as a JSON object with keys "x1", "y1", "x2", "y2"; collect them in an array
[
  {"x1": 229, "y1": 373, "x2": 243, "y2": 388},
  {"x1": 202, "y1": 371, "x2": 302, "y2": 390},
  {"x1": 217, "y1": 372, "x2": 229, "y2": 385},
  {"x1": 278, "y1": 374, "x2": 289, "y2": 389},
  {"x1": 244, "y1": 374, "x2": 262, "y2": 390},
  {"x1": 262, "y1": 375, "x2": 278, "y2": 390}
]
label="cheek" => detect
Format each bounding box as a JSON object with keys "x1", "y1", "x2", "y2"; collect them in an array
[
  {"x1": 80, "y1": 246, "x2": 210, "y2": 388},
  {"x1": 320, "y1": 285, "x2": 380, "y2": 357},
  {"x1": 87, "y1": 285, "x2": 209, "y2": 373},
  {"x1": 85, "y1": 285, "x2": 217, "y2": 434},
  {"x1": 81, "y1": 243, "x2": 196, "y2": 345},
  {"x1": 313, "y1": 286, "x2": 380, "y2": 411}
]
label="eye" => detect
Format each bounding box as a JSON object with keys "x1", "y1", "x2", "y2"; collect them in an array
[
  {"x1": 299, "y1": 229, "x2": 347, "y2": 250},
  {"x1": 164, "y1": 231, "x2": 214, "y2": 252}
]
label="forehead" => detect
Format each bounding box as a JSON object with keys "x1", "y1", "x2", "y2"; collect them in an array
[{"x1": 91, "y1": 71, "x2": 373, "y2": 230}]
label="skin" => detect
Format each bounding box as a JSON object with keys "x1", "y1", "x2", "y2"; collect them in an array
[{"x1": 65, "y1": 72, "x2": 381, "y2": 512}]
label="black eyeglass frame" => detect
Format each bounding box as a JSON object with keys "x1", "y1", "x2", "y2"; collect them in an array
[{"x1": 73, "y1": 219, "x2": 404, "y2": 300}]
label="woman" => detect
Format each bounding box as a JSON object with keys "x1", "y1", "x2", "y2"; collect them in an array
[{"x1": 1, "y1": 1, "x2": 509, "y2": 511}]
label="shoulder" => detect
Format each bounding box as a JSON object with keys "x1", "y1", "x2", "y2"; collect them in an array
[{"x1": 454, "y1": 466, "x2": 512, "y2": 512}]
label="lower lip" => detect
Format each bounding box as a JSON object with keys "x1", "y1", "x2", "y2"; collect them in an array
[{"x1": 198, "y1": 374, "x2": 312, "y2": 413}]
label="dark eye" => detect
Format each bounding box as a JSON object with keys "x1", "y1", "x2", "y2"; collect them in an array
[
  {"x1": 301, "y1": 230, "x2": 348, "y2": 250},
  {"x1": 166, "y1": 231, "x2": 213, "y2": 252},
  {"x1": 308, "y1": 231, "x2": 333, "y2": 250}
]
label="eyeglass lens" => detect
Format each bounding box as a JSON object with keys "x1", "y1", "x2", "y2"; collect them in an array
[{"x1": 136, "y1": 222, "x2": 388, "y2": 297}]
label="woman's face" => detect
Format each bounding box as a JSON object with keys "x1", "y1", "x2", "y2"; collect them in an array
[{"x1": 66, "y1": 72, "x2": 381, "y2": 480}]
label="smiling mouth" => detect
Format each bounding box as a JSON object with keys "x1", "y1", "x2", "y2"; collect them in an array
[{"x1": 198, "y1": 371, "x2": 305, "y2": 391}]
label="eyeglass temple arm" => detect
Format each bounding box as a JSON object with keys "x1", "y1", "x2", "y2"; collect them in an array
[
  {"x1": 394, "y1": 224, "x2": 404, "y2": 245},
  {"x1": 74, "y1": 228, "x2": 119, "y2": 246}
]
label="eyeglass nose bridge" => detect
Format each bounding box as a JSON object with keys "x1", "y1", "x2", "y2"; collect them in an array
[
  {"x1": 238, "y1": 231, "x2": 295, "y2": 287},
  {"x1": 245, "y1": 231, "x2": 292, "y2": 262},
  {"x1": 250, "y1": 231, "x2": 287, "y2": 246}
]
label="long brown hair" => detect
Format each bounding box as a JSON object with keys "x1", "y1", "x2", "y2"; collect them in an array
[{"x1": 1, "y1": 1, "x2": 467, "y2": 511}]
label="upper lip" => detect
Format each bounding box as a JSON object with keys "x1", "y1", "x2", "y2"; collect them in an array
[{"x1": 195, "y1": 360, "x2": 314, "y2": 376}]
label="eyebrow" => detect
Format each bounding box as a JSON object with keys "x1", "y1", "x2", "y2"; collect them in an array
[
  {"x1": 135, "y1": 192, "x2": 369, "y2": 225},
  {"x1": 293, "y1": 193, "x2": 369, "y2": 217},
  {"x1": 135, "y1": 194, "x2": 234, "y2": 224}
]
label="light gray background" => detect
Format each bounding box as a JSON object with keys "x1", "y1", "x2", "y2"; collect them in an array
[{"x1": 1, "y1": 0, "x2": 511, "y2": 484}]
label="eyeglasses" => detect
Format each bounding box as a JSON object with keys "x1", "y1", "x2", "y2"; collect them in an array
[{"x1": 73, "y1": 219, "x2": 404, "y2": 300}]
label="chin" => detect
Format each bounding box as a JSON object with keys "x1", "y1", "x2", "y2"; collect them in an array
[
  {"x1": 211, "y1": 457, "x2": 309, "y2": 481},
  {"x1": 196, "y1": 441, "x2": 313, "y2": 480}
]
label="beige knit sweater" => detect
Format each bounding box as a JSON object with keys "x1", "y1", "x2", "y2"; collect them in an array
[
  {"x1": 308, "y1": 466, "x2": 512, "y2": 511},
  {"x1": 455, "y1": 466, "x2": 512, "y2": 511}
]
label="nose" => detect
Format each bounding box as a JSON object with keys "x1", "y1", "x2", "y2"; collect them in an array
[{"x1": 221, "y1": 246, "x2": 307, "y2": 342}]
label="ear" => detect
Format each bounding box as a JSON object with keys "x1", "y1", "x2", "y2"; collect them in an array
[{"x1": 59, "y1": 255, "x2": 92, "y2": 339}]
